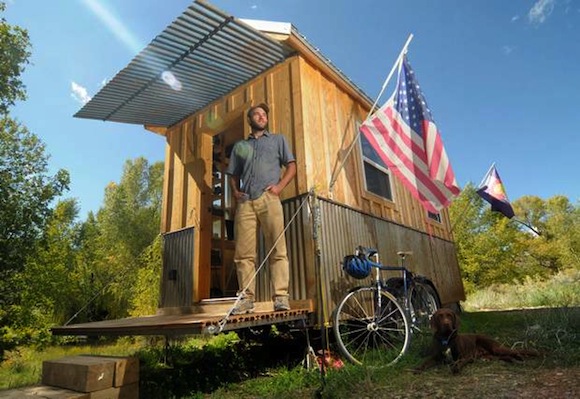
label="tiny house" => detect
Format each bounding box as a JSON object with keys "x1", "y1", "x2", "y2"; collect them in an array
[{"x1": 54, "y1": 0, "x2": 465, "y2": 336}]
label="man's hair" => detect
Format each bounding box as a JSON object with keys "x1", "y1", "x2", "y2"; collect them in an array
[{"x1": 247, "y1": 103, "x2": 269, "y2": 118}]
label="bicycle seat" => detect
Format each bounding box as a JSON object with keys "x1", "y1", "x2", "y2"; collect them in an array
[{"x1": 396, "y1": 251, "x2": 413, "y2": 257}]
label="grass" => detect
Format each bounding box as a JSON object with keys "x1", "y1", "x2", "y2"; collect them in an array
[{"x1": 463, "y1": 268, "x2": 580, "y2": 311}]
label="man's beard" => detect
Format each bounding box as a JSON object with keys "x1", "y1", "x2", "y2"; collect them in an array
[{"x1": 250, "y1": 119, "x2": 267, "y2": 131}]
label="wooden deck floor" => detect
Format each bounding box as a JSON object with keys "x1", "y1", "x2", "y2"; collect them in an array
[{"x1": 51, "y1": 299, "x2": 314, "y2": 336}]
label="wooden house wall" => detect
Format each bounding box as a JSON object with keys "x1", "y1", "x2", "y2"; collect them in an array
[
  {"x1": 157, "y1": 53, "x2": 459, "y2": 304},
  {"x1": 159, "y1": 57, "x2": 303, "y2": 301},
  {"x1": 296, "y1": 56, "x2": 453, "y2": 241}
]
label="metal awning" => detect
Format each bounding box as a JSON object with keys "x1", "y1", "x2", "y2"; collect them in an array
[{"x1": 74, "y1": 0, "x2": 294, "y2": 127}]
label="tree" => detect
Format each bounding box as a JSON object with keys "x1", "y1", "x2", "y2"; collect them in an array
[
  {"x1": 514, "y1": 195, "x2": 580, "y2": 273},
  {"x1": 130, "y1": 235, "x2": 162, "y2": 317},
  {"x1": 0, "y1": 2, "x2": 31, "y2": 114},
  {"x1": 98, "y1": 157, "x2": 163, "y2": 259},
  {"x1": 71, "y1": 158, "x2": 163, "y2": 321},
  {"x1": 0, "y1": 118, "x2": 70, "y2": 301},
  {"x1": 15, "y1": 199, "x2": 80, "y2": 338},
  {"x1": 0, "y1": 119, "x2": 69, "y2": 357},
  {"x1": 451, "y1": 184, "x2": 530, "y2": 292},
  {"x1": 451, "y1": 186, "x2": 579, "y2": 294}
]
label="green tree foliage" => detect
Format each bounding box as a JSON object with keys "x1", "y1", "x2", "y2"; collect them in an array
[
  {"x1": 514, "y1": 195, "x2": 580, "y2": 273},
  {"x1": 72, "y1": 158, "x2": 163, "y2": 321},
  {"x1": 99, "y1": 157, "x2": 163, "y2": 259},
  {"x1": 6, "y1": 158, "x2": 164, "y2": 346},
  {"x1": 0, "y1": 118, "x2": 70, "y2": 293},
  {"x1": 450, "y1": 185, "x2": 579, "y2": 293},
  {"x1": 0, "y1": 119, "x2": 70, "y2": 357},
  {"x1": 130, "y1": 235, "x2": 162, "y2": 317},
  {"x1": 0, "y1": 2, "x2": 30, "y2": 114},
  {"x1": 450, "y1": 184, "x2": 522, "y2": 292},
  {"x1": 13, "y1": 200, "x2": 80, "y2": 344}
]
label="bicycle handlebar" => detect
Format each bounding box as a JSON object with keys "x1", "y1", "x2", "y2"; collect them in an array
[
  {"x1": 355, "y1": 245, "x2": 378, "y2": 258},
  {"x1": 355, "y1": 245, "x2": 411, "y2": 273},
  {"x1": 355, "y1": 245, "x2": 410, "y2": 273}
]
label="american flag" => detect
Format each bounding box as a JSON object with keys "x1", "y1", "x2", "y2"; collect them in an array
[{"x1": 360, "y1": 55, "x2": 460, "y2": 212}]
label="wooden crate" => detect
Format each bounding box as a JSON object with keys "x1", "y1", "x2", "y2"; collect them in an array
[
  {"x1": 77, "y1": 356, "x2": 139, "y2": 387},
  {"x1": 42, "y1": 356, "x2": 116, "y2": 393}
]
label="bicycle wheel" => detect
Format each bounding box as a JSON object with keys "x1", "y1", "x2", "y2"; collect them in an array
[
  {"x1": 409, "y1": 282, "x2": 440, "y2": 332},
  {"x1": 333, "y1": 286, "x2": 410, "y2": 366}
]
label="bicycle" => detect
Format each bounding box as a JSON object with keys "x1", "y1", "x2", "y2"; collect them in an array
[{"x1": 332, "y1": 246, "x2": 441, "y2": 366}]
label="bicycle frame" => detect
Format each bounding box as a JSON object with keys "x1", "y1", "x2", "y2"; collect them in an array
[
  {"x1": 355, "y1": 246, "x2": 434, "y2": 330},
  {"x1": 355, "y1": 247, "x2": 413, "y2": 314}
]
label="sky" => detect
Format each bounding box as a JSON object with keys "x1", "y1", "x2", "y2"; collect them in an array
[{"x1": 4, "y1": 0, "x2": 580, "y2": 219}]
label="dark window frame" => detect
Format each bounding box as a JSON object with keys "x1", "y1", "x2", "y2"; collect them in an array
[
  {"x1": 358, "y1": 127, "x2": 394, "y2": 202},
  {"x1": 427, "y1": 211, "x2": 442, "y2": 223}
]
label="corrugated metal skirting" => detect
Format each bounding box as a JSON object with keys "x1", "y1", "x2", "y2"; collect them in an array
[
  {"x1": 268, "y1": 195, "x2": 464, "y2": 325},
  {"x1": 253, "y1": 194, "x2": 312, "y2": 303},
  {"x1": 160, "y1": 227, "x2": 195, "y2": 308}
]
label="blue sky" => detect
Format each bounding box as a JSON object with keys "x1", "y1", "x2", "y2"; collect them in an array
[{"x1": 5, "y1": 0, "x2": 579, "y2": 218}]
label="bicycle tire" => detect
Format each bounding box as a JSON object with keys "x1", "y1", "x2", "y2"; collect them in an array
[
  {"x1": 409, "y1": 282, "x2": 440, "y2": 332},
  {"x1": 333, "y1": 286, "x2": 410, "y2": 366}
]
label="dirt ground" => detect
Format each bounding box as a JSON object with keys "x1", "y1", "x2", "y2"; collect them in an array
[{"x1": 362, "y1": 366, "x2": 580, "y2": 399}]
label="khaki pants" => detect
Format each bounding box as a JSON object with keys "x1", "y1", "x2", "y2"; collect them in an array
[{"x1": 234, "y1": 191, "x2": 289, "y2": 300}]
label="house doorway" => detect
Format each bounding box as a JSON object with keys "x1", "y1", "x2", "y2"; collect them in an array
[{"x1": 208, "y1": 116, "x2": 245, "y2": 297}]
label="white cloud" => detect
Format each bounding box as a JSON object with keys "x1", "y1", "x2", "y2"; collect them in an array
[
  {"x1": 528, "y1": 0, "x2": 556, "y2": 24},
  {"x1": 101, "y1": 78, "x2": 110, "y2": 87},
  {"x1": 251, "y1": 5, "x2": 257, "y2": 10},
  {"x1": 511, "y1": 15, "x2": 520, "y2": 22},
  {"x1": 502, "y1": 45, "x2": 515, "y2": 55},
  {"x1": 71, "y1": 81, "x2": 92, "y2": 105}
]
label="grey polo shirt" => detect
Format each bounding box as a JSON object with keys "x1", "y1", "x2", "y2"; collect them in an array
[{"x1": 225, "y1": 131, "x2": 295, "y2": 200}]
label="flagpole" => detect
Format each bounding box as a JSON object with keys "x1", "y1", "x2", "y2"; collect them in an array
[
  {"x1": 512, "y1": 218, "x2": 541, "y2": 236},
  {"x1": 329, "y1": 34, "x2": 414, "y2": 193},
  {"x1": 365, "y1": 33, "x2": 414, "y2": 120}
]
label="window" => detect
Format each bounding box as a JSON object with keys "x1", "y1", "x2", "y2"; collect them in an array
[
  {"x1": 359, "y1": 132, "x2": 393, "y2": 201},
  {"x1": 427, "y1": 211, "x2": 441, "y2": 223}
]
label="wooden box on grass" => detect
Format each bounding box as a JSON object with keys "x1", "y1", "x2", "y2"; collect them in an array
[
  {"x1": 41, "y1": 355, "x2": 138, "y2": 393},
  {"x1": 82, "y1": 356, "x2": 139, "y2": 387}
]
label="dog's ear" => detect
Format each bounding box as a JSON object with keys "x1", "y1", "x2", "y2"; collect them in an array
[
  {"x1": 451, "y1": 311, "x2": 460, "y2": 330},
  {"x1": 429, "y1": 309, "x2": 440, "y2": 331}
]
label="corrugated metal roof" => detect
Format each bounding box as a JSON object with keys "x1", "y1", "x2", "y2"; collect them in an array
[{"x1": 74, "y1": 0, "x2": 294, "y2": 127}]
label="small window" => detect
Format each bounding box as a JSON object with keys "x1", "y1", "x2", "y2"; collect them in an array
[
  {"x1": 427, "y1": 211, "x2": 441, "y2": 223},
  {"x1": 359, "y1": 132, "x2": 393, "y2": 201}
]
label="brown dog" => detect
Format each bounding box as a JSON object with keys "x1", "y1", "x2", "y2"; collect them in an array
[{"x1": 415, "y1": 308, "x2": 538, "y2": 374}]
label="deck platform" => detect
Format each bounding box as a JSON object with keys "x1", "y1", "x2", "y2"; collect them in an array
[{"x1": 51, "y1": 299, "x2": 314, "y2": 336}]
